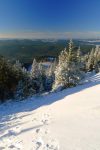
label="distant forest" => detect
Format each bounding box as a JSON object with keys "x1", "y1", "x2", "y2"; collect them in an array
[{"x1": 0, "y1": 39, "x2": 95, "y2": 65}]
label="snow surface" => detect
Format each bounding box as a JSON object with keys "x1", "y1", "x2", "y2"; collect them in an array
[{"x1": 0, "y1": 73, "x2": 100, "y2": 150}]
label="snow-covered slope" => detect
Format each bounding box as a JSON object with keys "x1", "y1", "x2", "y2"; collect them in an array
[
  {"x1": 0, "y1": 73, "x2": 100, "y2": 150},
  {"x1": 83, "y1": 72, "x2": 100, "y2": 83}
]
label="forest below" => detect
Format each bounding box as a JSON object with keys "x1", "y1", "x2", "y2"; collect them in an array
[{"x1": 0, "y1": 39, "x2": 95, "y2": 64}]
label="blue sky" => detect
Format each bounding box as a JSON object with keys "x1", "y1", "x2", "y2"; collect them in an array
[{"x1": 0, "y1": 0, "x2": 100, "y2": 39}]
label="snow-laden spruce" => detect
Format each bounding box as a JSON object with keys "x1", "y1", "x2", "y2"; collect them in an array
[
  {"x1": 53, "y1": 40, "x2": 84, "y2": 90},
  {"x1": 86, "y1": 46, "x2": 100, "y2": 72}
]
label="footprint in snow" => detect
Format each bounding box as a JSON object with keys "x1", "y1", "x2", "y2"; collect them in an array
[
  {"x1": 9, "y1": 142, "x2": 22, "y2": 150},
  {"x1": 33, "y1": 137, "x2": 44, "y2": 150},
  {"x1": 9, "y1": 145, "x2": 16, "y2": 149},
  {"x1": 32, "y1": 138, "x2": 59, "y2": 150},
  {"x1": 44, "y1": 129, "x2": 49, "y2": 134},
  {"x1": 46, "y1": 139, "x2": 59, "y2": 150},
  {"x1": 0, "y1": 147, "x2": 5, "y2": 150},
  {"x1": 35, "y1": 128, "x2": 50, "y2": 135},
  {"x1": 36, "y1": 128, "x2": 40, "y2": 133},
  {"x1": 32, "y1": 118, "x2": 37, "y2": 122},
  {"x1": 41, "y1": 119, "x2": 49, "y2": 125}
]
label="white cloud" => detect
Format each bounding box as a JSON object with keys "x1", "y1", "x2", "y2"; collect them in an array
[{"x1": 0, "y1": 31, "x2": 100, "y2": 39}]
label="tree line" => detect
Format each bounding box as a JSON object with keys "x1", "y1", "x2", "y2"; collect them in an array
[{"x1": 0, "y1": 40, "x2": 100, "y2": 102}]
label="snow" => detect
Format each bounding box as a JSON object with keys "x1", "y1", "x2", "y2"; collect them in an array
[{"x1": 0, "y1": 73, "x2": 100, "y2": 150}]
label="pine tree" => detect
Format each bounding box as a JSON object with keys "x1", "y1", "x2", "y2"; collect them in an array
[
  {"x1": 13, "y1": 60, "x2": 24, "y2": 80},
  {"x1": 86, "y1": 48, "x2": 95, "y2": 71},
  {"x1": 15, "y1": 76, "x2": 36, "y2": 100},
  {"x1": 38, "y1": 63, "x2": 45, "y2": 92},
  {"x1": 45, "y1": 60, "x2": 56, "y2": 91},
  {"x1": 77, "y1": 46, "x2": 81, "y2": 62},
  {"x1": 0, "y1": 57, "x2": 24, "y2": 101},
  {"x1": 86, "y1": 46, "x2": 100, "y2": 73},
  {"x1": 30, "y1": 59, "x2": 45, "y2": 93},
  {"x1": 30, "y1": 59, "x2": 40, "y2": 79},
  {"x1": 94, "y1": 46, "x2": 100, "y2": 73},
  {"x1": 53, "y1": 40, "x2": 84, "y2": 90}
]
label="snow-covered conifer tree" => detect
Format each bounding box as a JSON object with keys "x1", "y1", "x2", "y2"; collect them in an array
[
  {"x1": 94, "y1": 46, "x2": 100, "y2": 72},
  {"x1": 30, "y1": 59, "x2": 40, "y2": 79},
  {"x1": 30, "y1": 59, "x2": 45, "y2": 93},
  {"x1": 53, "y1": 40, "x2": 84, "y2": 91},
  {"x1": 45, "y1": 60, "x2": 56, "y2": 91},
  {"x1": 86, "y1": 48, "x2": 95, "y2": 71}
]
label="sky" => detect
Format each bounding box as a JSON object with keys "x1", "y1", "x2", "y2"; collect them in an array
[{"x1": 0, "y1": 0, "x2": 100, "y2": 39}]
